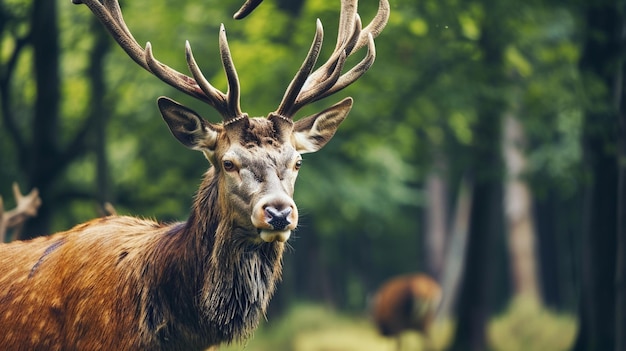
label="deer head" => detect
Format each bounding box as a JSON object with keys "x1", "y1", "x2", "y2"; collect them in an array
[{"x1": 73, "y1": 0, "x2": 389, "y2": 244}]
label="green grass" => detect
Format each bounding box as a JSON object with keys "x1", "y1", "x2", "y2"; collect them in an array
[
  {"x1": 219, "y1": 303, "x2": 450, "y2": 351},
  {"x1": 218, "y1": 299, "x2": 576, "y2": 351},
  {"x1": 488, "y1": 296, "x2": 578, "y2": 351}
]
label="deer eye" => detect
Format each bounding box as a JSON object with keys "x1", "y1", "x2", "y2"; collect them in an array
[
  {"x1": 223, "y1": 160, "x2": 236, "y2": 171},
  {"x1": 294, "y1": 160, "x2": 302, "y2": 170}
]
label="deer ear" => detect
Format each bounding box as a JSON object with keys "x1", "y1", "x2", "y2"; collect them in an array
[
  {"x1": 157, "y1": 97, "x2": 221, "y2": 152},
  {"x1": 292, "y1": 97, "x2": 353, "y2": 153}
]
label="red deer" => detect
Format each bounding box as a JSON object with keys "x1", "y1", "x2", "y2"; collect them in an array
[
  {"x1": 0, "y1": 183, "x2": 41, "y2": 242},
  {"x1": 372, "y1": 274, "x2": 442, "y2": 348},
  {"x1": 0, "y1": 0, "x2": 389, "y2": 349}
]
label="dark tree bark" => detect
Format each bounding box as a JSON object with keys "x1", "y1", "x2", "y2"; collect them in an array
[
  {"x1": 88, "y1": 19, "x2": 112, "y2": 209},
  {"x1": 615, "y1": 4, "x2": 626, "y2": 350},
  {"x1": 23, "y1": 0, "x2": 62, "y2": 238},
  {"x1": 449, "y1": 1, "x2": 509, "y2": 349},
  {"x1": 617, "y1": 61, "x2": 626, "y2": 351},
  {"x1": 450, "y1": 180, "x2": 504, "y2": 351},
  {"x1": 573, "y1": 1, "x2": 622, "y2": 350},
  {"x1": 534, "y1": 189, "x2": 581, "y2": 310}
]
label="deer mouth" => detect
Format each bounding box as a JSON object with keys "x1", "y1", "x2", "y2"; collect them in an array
[
  {"x1": 251, "y1": 199, "x2": 298, "y2": 243},
  {"x1": 258, "y1": 229, "x2": 291, "y2": 243}
]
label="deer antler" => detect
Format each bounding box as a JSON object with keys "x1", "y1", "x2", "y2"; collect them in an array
[
  {"x1": 275, "y1": 0, "x2": 390, "y2": 119},
  {"x1": 0, "y1": 183, "x2": 41, "y2": 242},
  {"x1": 74, "y1": 0, "x2": 388, "y2": 123},
  {"x1": 233, "y1": 0, "x2": 264, "y2": 19},
  {"x1": 72, "y1": 0, "x2": 244, "y2": 122}
]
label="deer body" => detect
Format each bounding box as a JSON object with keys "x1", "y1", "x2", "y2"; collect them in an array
[
  {"x1": 372, "y1": 274, "x2": 442, "y2": 337},
  {"x1": 0, "y1": 171, "x2": 283, "y2": 350},
  {"x1": 0, "y1": 0, "x2": 388, "y2": 349}
]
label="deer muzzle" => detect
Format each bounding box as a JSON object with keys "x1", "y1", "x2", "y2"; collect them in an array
[{"x1": 252, "y1": 196, "x2": 298, "y2": 243}]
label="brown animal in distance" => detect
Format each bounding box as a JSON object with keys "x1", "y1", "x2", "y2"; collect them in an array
[
  {"x1": 0, "y1": 0, "x2": 389, "y2": 350},
  {"x1": 372, "y1": 274, "x2": 442, "y2": 347}
]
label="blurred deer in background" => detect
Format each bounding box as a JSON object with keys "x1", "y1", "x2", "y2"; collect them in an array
[
  {"x1": 373, "y1": 273, "x2": 443, "y2": 350},
  {"x1": 0, "y1": 183, "x2": 41, "y2": 243},
  {"x1": 0, "y1": 0, "x2": 389, "y2": 349}
]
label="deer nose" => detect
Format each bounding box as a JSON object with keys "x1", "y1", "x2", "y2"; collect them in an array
[{"x1": 264, "y1": 206, "x2": 292, "y2": 230}]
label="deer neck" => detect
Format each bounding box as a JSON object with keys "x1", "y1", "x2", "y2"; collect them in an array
[{"x1": 183, "y1": 168, "x2": 285, "y2": 343}]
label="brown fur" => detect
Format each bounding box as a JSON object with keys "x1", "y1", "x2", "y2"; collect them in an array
[
  {"x1": 0, "y1": 168, "x2": 283, "y2": 350},
  {"x1": 372, "y1": 274, "x2": 442, "y2": 337}
]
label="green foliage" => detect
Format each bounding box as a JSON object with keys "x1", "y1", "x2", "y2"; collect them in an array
[
  {"x1": 512, "y1": 6, "x2": 584, "y2": 198},
  {"x1": 0, "y1": 0, "x2": 591, "y2": 322},
  {"x1": 488, "y1": 296, "x2": 578, "y2": 351}
]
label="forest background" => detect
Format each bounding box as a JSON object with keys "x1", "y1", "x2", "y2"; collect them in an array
[{"x1": 1, "y1": 0, "x2": 624, "y2": 350}]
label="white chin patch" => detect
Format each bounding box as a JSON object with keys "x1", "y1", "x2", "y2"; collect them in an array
[{"x1": 259, "y1": 230, "x2": 291, "y2": 243}]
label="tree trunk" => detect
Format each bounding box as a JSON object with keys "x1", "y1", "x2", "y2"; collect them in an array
[
  {"x1": 502, "y1": 112, "x2": 541, "y2": 300},
  {"x1": 424, "y1": 162, "x2": 448, "y2": 281},
  {"x1": 450, "y1": 178, "x2": 504, "y2": 351},
  {"x1": 573, "y1": 2, "x2": 621, "y2": 350},
  {"x1": 23, "y1": 0, "x2": 61, "y2": 238},
  {"x1": 450, "y1": 73, "x2": 507, "y2": 351},
  {"x1": 438, "y1": 177, "x2": 472, "y2": 319},
  {"x1": 450, "y1": 1, "x2": 509, "y2": 348},
  {"x1": 615, "y1": 5, "x2": 626, "y2": 351},
  {"x1": 88, "y1": 19, "x2": 112, "y2": 209},
  {"x1": 534, "y1": 188, "x2": 580, "y2": 310},
  {"x1": 616, "y1": 65, "x2": 626, "y2": 351}
]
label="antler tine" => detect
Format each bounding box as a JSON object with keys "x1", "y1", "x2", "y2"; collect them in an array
[
  {"x1": 75, "y1": 0, "x2": 244, "y2": 121},
  {"x1": 355, "y1": 0, "x2": 390, "y2": 52},
  {"x1": 233, "y1": 0, "x2": 264, "y2": 20},
  {"x1": 72, "y1": 0, "x2": 146, "y2": 70},
  {"x1": 185, "y1": 41, "x2": 228, "y2": 110},
  {"x1": 274, "y1": 0, "x2": 390, "y2": 119},
  {"x1": 219, "y1": 25, "x2": 244, "y2": 119},
  {"x1": 334, "y1": 0, "x2": 358, "y2": 52},
  {"x1": 313, "y1": 32, "x2": 376, "y2": 102},
  {"x1": 275, "y1": 19, "x2": 325, "y2": 117},
  {"x1": 145, "y1": 30, "x2": 243, "y2": 121},
  {"x1": 144, "y1": 43, "x2": 216, "y2": 106},
  {"x1": 151, "y1": 26, "x2": 244, "y2": 120},
  {"x1": 0, "y1": 183, "x2": 41, "y2": 242},
  {"x1": 313, "y1": 0, "x2": 389, "y2": 86}
]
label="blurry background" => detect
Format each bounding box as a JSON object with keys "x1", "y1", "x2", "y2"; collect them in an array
[{"x1": 1, "y1": 0, "x2": 624, "y2": 350}]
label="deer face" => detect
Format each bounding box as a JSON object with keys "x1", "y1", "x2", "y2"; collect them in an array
[
  {"x1": 214, "y1": 117, "x2": 301, "y2": 243},
  {"x1": 158, "y1": 96, "x2": 352, "y2": 243},
  {"x1": 74, "y1": 0, "x2": 388, "y2": 243}
]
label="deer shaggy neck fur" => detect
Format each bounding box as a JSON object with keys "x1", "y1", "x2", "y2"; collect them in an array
[{"x1": 0, "y1": 168, "x2": 283, "y2": 350}]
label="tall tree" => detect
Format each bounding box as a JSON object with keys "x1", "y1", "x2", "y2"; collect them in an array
[
  {"x1": 502, "y1": 109, "x2": 541, "y2": 300},
  {"x1": 573, "y1": 1, "x2": 623, "y2": 350},
  {"x1": 16, "y1": 0, "x2": 61, "y2": 237},
  {"x1": 1, "y1": 0, "x2": 114, "y2": 237},
  {"x1": 87, "y1": 18, "x2": 112, "y2": 209},
  {"x1": 450, "y1": 0, "x2": 509, "y2": 349}
]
